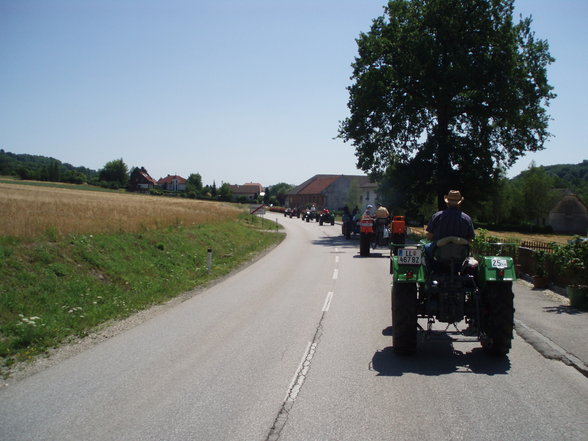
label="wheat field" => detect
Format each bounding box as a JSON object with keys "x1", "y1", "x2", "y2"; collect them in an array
[{"x1": 0, "y1": 183, "x2": 243, "y2": 238}]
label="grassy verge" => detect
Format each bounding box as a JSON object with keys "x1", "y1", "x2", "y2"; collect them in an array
[{"x1": 0, "y1": 213, "x2": 283, "y2": 376}]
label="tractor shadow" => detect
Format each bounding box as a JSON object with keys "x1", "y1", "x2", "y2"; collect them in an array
[
  {"x1": 311, "y1": 232, "x2": 361, "y2": 251},
  {"x1": 372, "y1": 327, "x2": 511, "y2": 377}
]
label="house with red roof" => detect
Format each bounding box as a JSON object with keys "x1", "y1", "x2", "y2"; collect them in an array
[
  {"x1": 285, "y1": 174, "x2": 373, "y2": 210},
  {"x1": 129, "y1": 167, "x2": 158, "y2": 193},
  {"x1": 158, "y1": 174, "x2": 187, "y2": 192},
  {"x1": 229, "y1": 182, "x2": 264, "y2": 201}
]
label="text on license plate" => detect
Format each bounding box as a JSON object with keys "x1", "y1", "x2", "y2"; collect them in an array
[{"x1": 398, "y1": 248, "x2": 422, "y2": 265}]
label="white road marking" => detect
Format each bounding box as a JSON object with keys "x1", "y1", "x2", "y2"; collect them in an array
[
  {"x1": 284, "y1": 341, "x2": 317, "y2": 402},
  {"x1": 322, "y1": 291, "x2": 334, "y2": 312},
  {"x1": 332, "y1": 269, "x2": 339, "y2": 280}
]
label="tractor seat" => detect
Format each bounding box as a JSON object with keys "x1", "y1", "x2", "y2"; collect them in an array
[{"x1": 434, "y1": 236, "x2": 470, "y2": 263}]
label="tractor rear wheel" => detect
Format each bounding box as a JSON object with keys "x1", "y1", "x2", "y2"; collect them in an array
[
  {"x1": 480, "y1": 282, "x2": 515, "y2": 356},
  {"x1": 359, "y1": 233, "x2": 371, "y2": 257},
  {"x1": 392, "y1": 282, "x2": 417, "y2": 354}
]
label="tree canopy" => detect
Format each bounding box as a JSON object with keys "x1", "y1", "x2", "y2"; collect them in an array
[
  {"x1": 99, "y1": 158, "x2": 129, "y2": 188},
  {"x1": 339, "y1": 0, "x2": 555, "y2": 209}
]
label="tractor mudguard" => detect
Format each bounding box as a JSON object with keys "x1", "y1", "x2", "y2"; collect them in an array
[
  {"x1": 478, "y1": 256, "x2": 517, "y2": 286},
  {"x1": 391, "y1": 256, "x2": 426, "y2": 283}
]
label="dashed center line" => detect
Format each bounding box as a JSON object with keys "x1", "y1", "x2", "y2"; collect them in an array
[
  {"x1": 322, "y1": 291, "x2": 334, "y2": 312},
  {"x1": 266, "y1": 247, "x2": 342, "y2": 441}
]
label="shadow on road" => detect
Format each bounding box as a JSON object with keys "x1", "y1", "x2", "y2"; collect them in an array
[
  {"x1": 543, "y1": 305, "x2": 587, "y2": 315},
  {"x1": 311, "y1": 233, "x2": 360, "y2": 251},
  {"x1": 371, "y1": 329, "x2": 511, "y2": 377},
  {"x1": 309, "y1": 229, "x2": 392, "y2": 258}
]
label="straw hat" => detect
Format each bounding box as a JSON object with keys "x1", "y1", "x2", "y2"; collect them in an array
[{"x1": 444, "y1": 190, "x2": 464, "y2": 205}]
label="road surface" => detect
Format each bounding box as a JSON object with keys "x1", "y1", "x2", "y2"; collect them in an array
[{"x1": 1, "y1": 216, "x2": 587, "y2": 440}]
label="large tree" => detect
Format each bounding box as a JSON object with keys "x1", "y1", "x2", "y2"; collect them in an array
[
  {"x1": 339, "y1": 0, "x2": 555, "y2": 210},
  {"x1": 99, "y1": 158, "x2": 129, "y2": 188}
]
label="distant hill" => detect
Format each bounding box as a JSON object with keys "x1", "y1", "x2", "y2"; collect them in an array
[
  {"x1": 541, "y1": 160, "x2": 588, "y2": 186},
  {"x1": 514, "y1": 160, "x2": 588, "y2": 202},
  {"x1": 0, "y1": 149, "x2": 99, "y2": 183}
]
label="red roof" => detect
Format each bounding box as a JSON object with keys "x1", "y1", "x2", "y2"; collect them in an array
[
  {"x1": 297, "y1": 176, "x2": 339, "y2": 195},
  {"x1": 157, "y1": 175, "x2": 187, "y2": 185},
  {"x1": 139, "y1": 171, "x2": 158, "y2": 185},
  {"x1": 230, "y1": 183, "x2": 263, "y2": 194}
]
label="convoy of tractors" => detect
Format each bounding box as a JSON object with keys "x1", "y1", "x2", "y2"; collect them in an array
[{"x1": 283, "y1": 204, "x2": 515, "y2": 357}]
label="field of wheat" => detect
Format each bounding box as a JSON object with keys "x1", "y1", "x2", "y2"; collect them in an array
[{"x1": 0, "y1": 183, "x2": 243, "y2": 238}]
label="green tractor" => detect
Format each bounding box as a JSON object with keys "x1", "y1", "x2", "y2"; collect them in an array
[{"x1": 391, "y1": 236, "x2": 515, "y2": 356}]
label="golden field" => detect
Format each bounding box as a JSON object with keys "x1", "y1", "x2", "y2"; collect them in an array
[{"x1": 0, "y1": 183, "x2": 243, "y2": 238}]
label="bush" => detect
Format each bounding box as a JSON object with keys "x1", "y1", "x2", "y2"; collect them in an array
[
  {"x1": 471, "y1": 229, "x2": 518, "y2": 259},
  {"x1": 547, "y1": 238, "x2": 588, "y2": 286}
]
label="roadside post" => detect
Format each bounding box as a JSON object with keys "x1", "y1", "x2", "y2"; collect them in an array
[{"x1": 207, "y1": 248, "x2": 212, "y2": 273}]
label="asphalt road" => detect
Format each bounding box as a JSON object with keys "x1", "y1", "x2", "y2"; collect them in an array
[{"x1": 1, "y1": 216, "x2": 587, "y2": 441}]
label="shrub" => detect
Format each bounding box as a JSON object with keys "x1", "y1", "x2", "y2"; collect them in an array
[{"x1": 548, "y1": 238, "x2": 588, "y2": 286}]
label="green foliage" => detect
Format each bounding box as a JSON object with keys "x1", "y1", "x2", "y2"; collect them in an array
[
  {"x1": 471, "y1": 228, "x2": 518, "y2": 259},
  {"x1": 99, "y1": 158, "x2": 129, "y2": 188},
  {"x1": 533, "y1": 250, "x2": 548, "y2": 277},
  {"x1": 218, "y1": 183, "x2": 233, "y2": 201},
  {"x1": 266, "y1": 183, "x2": 294, "y2": 206},
  {"x1": 186, "y1": 173, "x2": 203, "y2": 194},
  {"x1": 519, "y1": 164, "x2": 558, "y2": 223},
  {"x1": 0, "y1": 149, "x2": 97, "y2": 182},
  {"x1": 547, "y1": 239, "x2": 588, "y2": 285},
  {"x1": 346, "y1": 180, "x2": 361, "y2": 211},
  {"x1": 338, "y1": 0, "x2": 555, "y2": 210}
]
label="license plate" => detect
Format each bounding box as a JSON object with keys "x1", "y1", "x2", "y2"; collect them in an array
[
  {"x1": 491, "y1": 258, "x2": 508, "y2": 269},
  {"x1": 397, "y1": 248, "x2": 422, "y2": 265}
]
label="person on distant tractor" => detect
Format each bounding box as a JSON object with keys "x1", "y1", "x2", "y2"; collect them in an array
[
  {"x1": 424, "y1": 190, "x2": 475, "y2": 266},
  {"x1": 375, "y1": 203, "x2": 390, "y2": 225},
  {"x1": 363, "y1": 204, "x2": 375, "y2": 217}
]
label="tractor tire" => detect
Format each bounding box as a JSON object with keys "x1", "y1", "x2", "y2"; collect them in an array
[
  {"x1": 480, "y1": 282, "x2": 515, "y2": 356},
  {"x1": 392, "y1": 282, "x2": 417, "y2": 355},
  {"x1": 359, "y1": 233, "x2": 371, "y2": 257}
]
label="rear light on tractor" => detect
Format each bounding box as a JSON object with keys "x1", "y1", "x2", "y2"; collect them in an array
[
  {"x1": 406, "y1": 271, "x2": 414, "y2": 280},
  {"x1": 497, "y1": 269, "x2": 505, "y2": 279}
]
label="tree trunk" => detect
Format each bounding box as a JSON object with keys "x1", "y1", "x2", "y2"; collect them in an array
[{"x1": 435, "y1": 107, "x2": 451, "y2": 211}]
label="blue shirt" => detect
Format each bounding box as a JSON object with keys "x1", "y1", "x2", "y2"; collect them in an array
[{"x1": 426, "y1": 207, "x2": 475, "y2": 241}]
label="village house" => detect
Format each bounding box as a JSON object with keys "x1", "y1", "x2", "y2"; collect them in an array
[
  {"x1": 128, "y1": 167, "x2": 158, "y2": 193},
  {"x1": 285, "y1": 174, "x2": 374, "y2": 211},
  {"x1": 229, "y1": 182, "x2": 264, "y2": 201},
  {"x1": 360, "y1": 180, "x2": 379, "y2": 208},
  {"x1": 548, "y1": 191, "x2": 588, "y2": 235},
  {"x1": 158, "y1": 175, "x2": 187, "y2": 192}
]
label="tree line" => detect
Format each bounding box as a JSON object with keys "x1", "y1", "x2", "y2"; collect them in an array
[
  {"x1": 0, "y1": 150, "x2": 293, "y2": 205},
  {"x1": 378, "y1": 161, "x2": 588, "y2": 232}
]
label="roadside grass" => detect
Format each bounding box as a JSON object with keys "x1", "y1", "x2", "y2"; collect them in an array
[
  {"x1": 0, "y1": 213, "x2": 283, "y2": 376},
  {"x1": 0, "y1": 182, "x2": 283, "y2": 377}
]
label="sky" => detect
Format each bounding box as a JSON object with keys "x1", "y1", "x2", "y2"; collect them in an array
[{"x1": 1, "y1": 0, "x2": 587, "y2": 187}]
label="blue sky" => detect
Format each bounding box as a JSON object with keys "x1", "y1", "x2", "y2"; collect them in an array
[{"x1": 1, "y1": 0, "x2": 586, "y2": 187}]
